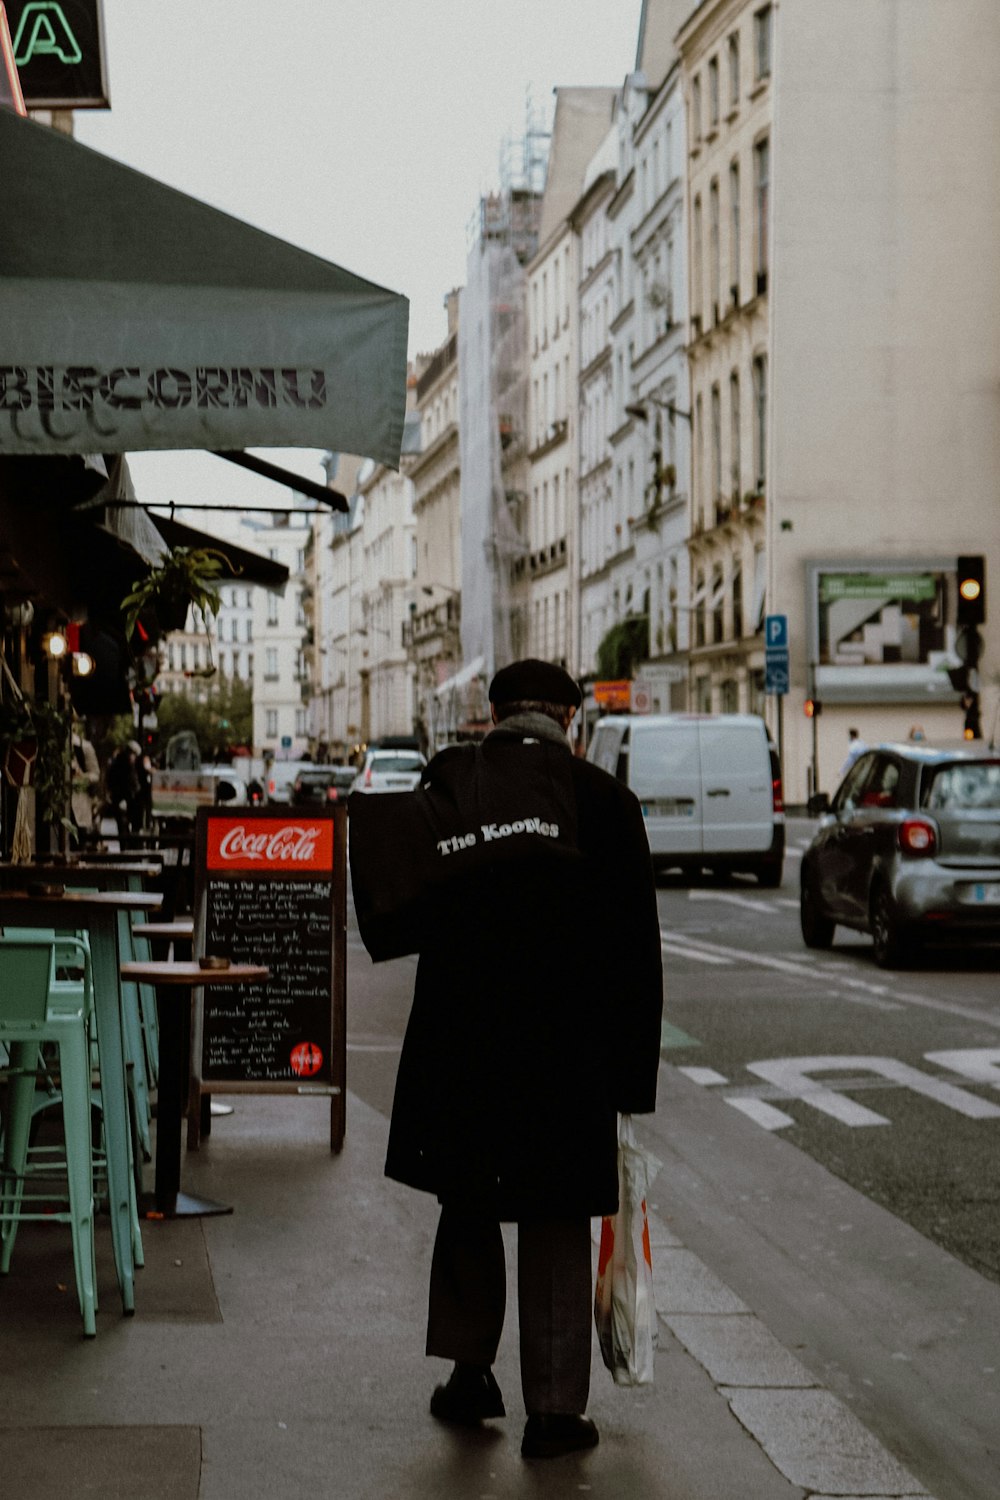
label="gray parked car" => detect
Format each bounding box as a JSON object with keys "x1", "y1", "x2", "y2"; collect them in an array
[{"x1": 801, "y1": 743, "x2": 1000, "y2": 967}]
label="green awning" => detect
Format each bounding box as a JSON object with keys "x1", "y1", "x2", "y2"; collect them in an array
[{"x1": 0, "y1": 110, "x2": 409, "y2": 466}]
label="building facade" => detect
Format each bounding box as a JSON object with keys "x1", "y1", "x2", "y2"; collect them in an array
[{"x1": 677, "y1": 0, "x2": 772, "y2": 719}]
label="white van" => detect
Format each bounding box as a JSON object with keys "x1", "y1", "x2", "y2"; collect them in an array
[{"x1": 587, "y1": 713, "x2": 784, "y2": 885}]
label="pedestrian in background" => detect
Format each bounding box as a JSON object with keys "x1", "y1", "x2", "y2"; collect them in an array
[
  {"x1": 366, "y1": 659, "x2": 663, "y2": 1461},
  {"x1": 839, "y1": 727, "x2": 868, "y2": 777}
]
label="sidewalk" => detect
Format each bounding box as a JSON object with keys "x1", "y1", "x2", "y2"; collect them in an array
[{"x1": 0, "y1": 1065, "x2": 941, "y2": 1500}]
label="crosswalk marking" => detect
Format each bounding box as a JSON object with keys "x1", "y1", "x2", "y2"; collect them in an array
[
  {"x1": 924, "y1": 1048, "x2": 1000, "y2": 1090},
  {"x1": 726, "y1": 1097, "x2": 796, "y2": 1130},
  {"x1": 676, "y1": 1053, "x2": 1000, "y2": 1131},
  {"x1": 677, "y1": 1066, "x2": 728, "y2": 1085}
]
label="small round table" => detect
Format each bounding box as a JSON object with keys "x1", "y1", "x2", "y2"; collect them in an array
[{"x1": 120, "y1": 960, "x2": 269, "y2": 1219}]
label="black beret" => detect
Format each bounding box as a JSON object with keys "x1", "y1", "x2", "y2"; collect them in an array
[{"x1": 489, "y1": 658, "x2": 583, "y2": 709}]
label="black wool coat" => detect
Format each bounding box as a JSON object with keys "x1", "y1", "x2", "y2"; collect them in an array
[{"x1": 380, "y1": 728, "x2": 664, "y2": 1221}]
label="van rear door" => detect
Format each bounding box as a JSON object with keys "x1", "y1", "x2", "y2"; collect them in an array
[
  {"x1": 699, "y1": 719, "x2": 774, "y2": 854},
  {"x1": 629, "y1": 719, "x2": 702, "y2": 858}
]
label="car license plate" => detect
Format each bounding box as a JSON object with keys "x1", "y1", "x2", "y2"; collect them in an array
[
  {"x1": 958, "y1": 881, "x2": 1000, "y2": 904},
  {"x1": 641, "y1": 799, "x2": 695, "y2": 818}
]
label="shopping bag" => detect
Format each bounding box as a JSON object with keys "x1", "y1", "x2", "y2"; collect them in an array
[{"x1": 594, "y1": 1114, "x2": 659, "y2": 1386}]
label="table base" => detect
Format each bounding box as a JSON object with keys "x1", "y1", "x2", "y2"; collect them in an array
[{"x1": 141, "y1": 1190, "x2": 233, "y2": 1220}]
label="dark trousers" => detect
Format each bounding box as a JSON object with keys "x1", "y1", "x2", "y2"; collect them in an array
[{"x1": 426, "y1": 1205, "x2": 593, "y2": 1415}]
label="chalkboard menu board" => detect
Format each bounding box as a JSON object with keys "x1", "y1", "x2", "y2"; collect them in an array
[{"x1": 191, "y1": 805, "x2": 347, "y2": 1150}]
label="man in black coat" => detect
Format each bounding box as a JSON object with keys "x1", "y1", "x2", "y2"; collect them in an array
[{"x1": 357, "y1": 659, "x2": 663, "y2": 1460}]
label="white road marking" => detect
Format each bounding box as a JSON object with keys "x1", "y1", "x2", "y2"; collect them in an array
[
  {"x1": 747, "y1": 1055, "x2": 1000, "y2": 1125},
  {"x1": 662, "y1": 940, "x2": 734, "y2": 966},
  {"x1": 725, "y1": 1097, "x2": 797, "y2": 1130},
  {"x1": 924, "y1": 1048, "x2": 1000, "y2": 1090},
  {"x1": 677, "y1": 1066, "x2": 729, "y2": 1086},
  {"x1": 689, "y1": 890, "x2": 777, "y2": 914}
]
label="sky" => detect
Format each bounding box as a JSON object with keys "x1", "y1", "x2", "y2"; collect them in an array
[{"x1": 72, "y1": 0, "x2": 643, "y2": 515}]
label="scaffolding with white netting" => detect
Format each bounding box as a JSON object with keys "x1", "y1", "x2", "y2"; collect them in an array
[{"x1": 455, "y1": 97, "x2": 550, "y2": 730}]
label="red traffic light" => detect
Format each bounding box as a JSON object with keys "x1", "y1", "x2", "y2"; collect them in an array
[
  {"x1": 804, "y1": 698, "x2": 822, "y2": 718},
  {"x1": 956, "y1": 556, "x2": 986, "y2": 627}
]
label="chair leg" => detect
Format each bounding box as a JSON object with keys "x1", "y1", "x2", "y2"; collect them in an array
[
  {"x1": 57, "y1": 1031, "x2": 97, "y2": 1337},
  {"x1": 1, "y1": 1041, "x2": 36, "y2": 1274}
]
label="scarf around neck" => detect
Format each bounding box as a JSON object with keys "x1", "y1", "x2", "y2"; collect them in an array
[{"x1": 490, "y1": 710, "x2": 570, "y2": 749}]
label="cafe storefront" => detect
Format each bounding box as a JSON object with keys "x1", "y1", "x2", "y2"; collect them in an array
[{"x1": 0, "y1": 106, "x2": 409, "y2": 856}]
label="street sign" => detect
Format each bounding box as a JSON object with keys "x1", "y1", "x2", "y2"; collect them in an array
[
  {"x1": 280, "y1": 735, "x2": 292, "y2": 749},
  {"x1": 631, "y1": 679, "x2": 652, "y2": 714},
  {"x1": 7, "y1": 0, "x2": 109, "y2": 107},
  {"x1": 765, "y1": 657, "x2": 789, "y2": 696},
  {"x1": 764, "y1": 613, "x2": 789, "y2": 696},
  {"x1": 765, "y1": 614, "x2": 788, "y2": 650}
]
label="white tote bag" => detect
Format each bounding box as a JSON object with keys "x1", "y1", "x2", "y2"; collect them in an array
[{"x1": 594, "y1": 1114, "x2": 660, "y2": 1386}]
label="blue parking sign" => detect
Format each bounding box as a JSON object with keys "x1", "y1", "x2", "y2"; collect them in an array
[{"x1": 765, "y1": 614, "x2": 788, "y2": 650}]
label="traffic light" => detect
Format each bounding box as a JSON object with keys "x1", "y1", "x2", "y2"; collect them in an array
[
  {"x1": 962, "y1": 690, "x2": 982, "y2": 740},
  {"x1": 956, "y1": 556, "x2": 986, "y2": 627},
  {"x1": 803, "y1": 698, "x2": 822, "y2": 718}
]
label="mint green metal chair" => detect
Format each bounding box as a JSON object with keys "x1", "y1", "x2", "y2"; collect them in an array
[{"x1": 0, "y1": 934, "x2": 97, "y2": 1336}]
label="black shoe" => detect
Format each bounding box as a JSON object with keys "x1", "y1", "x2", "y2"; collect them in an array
[
  {"x1": 521, "y1": 1413, "x2": 599, "y2": 1459},
  {"x1": 430, "y1": 1364, "x2": 506, "y2": 1426}
]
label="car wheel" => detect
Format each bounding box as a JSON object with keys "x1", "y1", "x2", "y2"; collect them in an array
[
  {"x1": 870, "y1": 883, "x2": 910, "y2": 969},
  {"x1": 800, "y1": 875, "x2": 835, "y2": 948}
]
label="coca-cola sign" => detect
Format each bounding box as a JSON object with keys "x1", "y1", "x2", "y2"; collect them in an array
[{"x1": 206, "y1": 816, "x2": 333, "y2": 873}]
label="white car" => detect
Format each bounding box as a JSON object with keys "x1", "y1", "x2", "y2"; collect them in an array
[{"x1": 351, "y1": 749, "x2": 426, "y2": 795}]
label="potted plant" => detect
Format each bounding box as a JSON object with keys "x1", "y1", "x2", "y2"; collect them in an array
[{"x1": 122, "y1": 546, "x2": 228, "y2": 643}]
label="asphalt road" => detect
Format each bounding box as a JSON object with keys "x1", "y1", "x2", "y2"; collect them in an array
[
  {"x1": 347, "y1": 816, "x2": 1000, "y2": 1284},
  {"x1": 655, "y1": 816, "x2": 1000, "y2": 1286}
]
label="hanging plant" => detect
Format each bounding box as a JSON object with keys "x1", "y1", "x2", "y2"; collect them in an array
[
  {"x1": 0, "y1": 695, "x2": 73, "y2": 830},
  {"x1": 121, "y1": 546, "x2": 229, "y2": 643}
]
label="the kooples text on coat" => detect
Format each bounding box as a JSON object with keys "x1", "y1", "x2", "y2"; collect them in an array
[{"x1": 436, "y1": 817, "x2": 560, "y2": 856}]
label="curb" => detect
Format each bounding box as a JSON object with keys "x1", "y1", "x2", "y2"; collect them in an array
[{"x1": 645, "y1": 1208, "x2": 934, "y2": 1499}]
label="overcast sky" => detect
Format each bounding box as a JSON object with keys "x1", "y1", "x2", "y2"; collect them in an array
[{"x1": 74, "y1": 0, "x2": 642, "y2": 513}]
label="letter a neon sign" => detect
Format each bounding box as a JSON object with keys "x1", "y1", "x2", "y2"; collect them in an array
[{"x1": 13, "y1": 2, "x2": 82, "y2": 65}]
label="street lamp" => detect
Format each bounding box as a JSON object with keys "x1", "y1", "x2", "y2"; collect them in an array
[{"x1": 625, "y1": 397, "x2": 692, "y2": 425}]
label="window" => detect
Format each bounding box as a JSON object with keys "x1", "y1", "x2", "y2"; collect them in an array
[
  {"x1": 752, "y1": 354, "x2": 767, "y2": 490},
  {"x1": 691, "y1": 75, "x2": 702, "y2": 143},
  {"x1": 728, "y1": 32, "x2": 740, "y2": 108},
  {"x1": 754, "y1": 136, "x2": 769, "y2": 289},
  {"x1": 692, "y1": 195, "x2": 703, "y2": 318},
  {"x1": 265, "y1": 709, "x2": 278, "y2": 738},
  {"x1": 695, "y1": 568, "x2": 706, "y2": 647},
  {"x1": 729, "y1": 160, "x2": 741, "y2": 299},
  {"x1": 712, "y1": 563, "x2": 724, "y2": 642},
  {"x1": 267, "y1": 591, "x2": 279, "y2": 626},
  {"x1": 694, "y1": 392, "x2": 704, "y2": 526},
  {"x1": 730, "y1": 370, "x2": 741, "y2": 499},
  {"x1": 265, "y1": 647, "x2": 278, "y2": 680},
  {"x1": 711, "y1": 384, "x2": 722, "y2": 501},
  {"x1": 754, "y1": 4, "x2": 773, "y2": 80},
  {"x1": 295, "y1": 709, "x2": 307, "y2": 736},
  {"x1": 708, "y1": 57, "x2": 719, "y2": 129},
  {"x1": 732, "y1": 560, "x2": 743, "y2": 638},
  {"x1": 709, "y1": 179, "x2": 720, "y2": 318}
]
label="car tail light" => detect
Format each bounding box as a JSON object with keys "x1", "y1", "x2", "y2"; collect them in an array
[
  {"x1": 364, "y1": 768, "x2": 373, "y2": 787},
  {"x1": 898, "y1": 817, "x2": 937, "y2": 857},
  {"x1": 326, "y1": 786, "x2": 339, "y2": 802},
  {"x1": 771, "y1": 775, "x2": 784, "y2": 814},
  {"x1": 268, "y1": 778, "x2": 276, "y2": 795}
]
